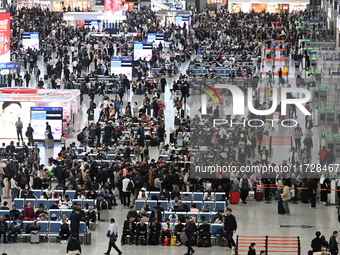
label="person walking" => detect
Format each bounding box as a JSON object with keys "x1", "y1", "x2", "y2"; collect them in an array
[
  {"x1": 293, "y1": 124, "x2": 303, "y2": 150},
  {"x1": 66, "y1": 233, "x2": 82, "y2": 255},
  {"x1": 105, "y1": 218, "x2": 122, "y2": 255},
  {"x1": 184, "y1": 216, "x2": 197, "y2": 255},
  {"x1": 329, "y1": 231, "x2": 339, "y2": 255},
  {"x1": 224, "y1": 208, "x2": 237, "y2": 251},
  {"x1": 281, "y1": 181, "x2": 291, "y2": 215},
  {"x1": 15, "y1": 117, "x2": 24, "y2": 143}
]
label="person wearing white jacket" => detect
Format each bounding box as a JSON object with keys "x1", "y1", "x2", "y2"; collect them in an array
[
  {"x1": 122, "y1": 175, "x2": 134, "y2": 208},
  {"x1": 10, "y1": 175, "x2": 19, "y2": 202},
  {"x1": 287, "y1": 147, "x2": 300, "y2": 166}
]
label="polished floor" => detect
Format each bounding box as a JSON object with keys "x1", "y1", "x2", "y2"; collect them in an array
[
  {"x1": 1, "y1": 32, "x2": 339, "y2": 255},
  {"x1": 1, "y1": 199, "x2": 339, "y2": 255}
]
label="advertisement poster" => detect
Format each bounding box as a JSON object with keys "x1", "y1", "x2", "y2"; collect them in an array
[
  {"x1": 0, "y1": 13, "x2": 10, "y2": 64},
  {"x1": 105, "y1": 0, "x2": 122, "y2": 12},
  {"x1": 0, "y1": 101, "x2": 35, "y2": 139}
]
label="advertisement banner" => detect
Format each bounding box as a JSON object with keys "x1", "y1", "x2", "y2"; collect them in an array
[
  {"x1": 105, "y1": 0, "x2": 122, "y2": 12},
  {"x1": 0, "y1": 12, "x2": 10, "y2": 64},
  {"x1": 206, "y1": 0, "x2": 227, "y2": 4}
]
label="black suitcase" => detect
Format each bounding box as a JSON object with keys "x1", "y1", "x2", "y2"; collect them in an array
[
  {"x1": 278, "y1": 200, "x2": 286, "y2": 214},
  {"x1": 44, "y1": 74, "x2": 48, "y2": 80},
  {"x1": 84, "y1": 232, "x2": 91, "y2": 245},
  {"x1": 180, "y1": 110, "x2": 185, "y2": 118},
  {"x1": 175, "y1": 117, "x2": 180, "y2": 126}
]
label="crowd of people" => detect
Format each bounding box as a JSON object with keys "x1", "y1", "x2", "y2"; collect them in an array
[{"x1": 0, "y1": 3, "x2": 338, "y2": 255}]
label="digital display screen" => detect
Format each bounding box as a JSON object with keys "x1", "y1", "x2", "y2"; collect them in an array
[
  {"x1": 30, "y1": 107, "x2": 63, "y2": 140},
  {"x1": 147, "y1": 33, "x2": 165, "y2": 47},
  {"x1": 175, "y1": 16, "x2": 190, "y2": 28},
  {"x1": 22, "y1": 32, "x2": 39, "y2": 49},
  {"x1": 110, "y1": 58, "x2": 132, "y2": 80},
  {"x1": 84, "y1": 20, "x2": 99, "y2": 30},
  {"x1": 133, "y1": 42, "x2": 153, "y2": 61}
]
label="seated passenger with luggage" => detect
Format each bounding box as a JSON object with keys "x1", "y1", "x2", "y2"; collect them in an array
[
  {"x1": 136, "y1": 220, "x2": 147, "y2": 245},
  {"x1": 121, "y1": 216, "x2": 136, "y2": 245},
  {"x1": 148, "y1": 218, "x2": 161, "y2": 245},
  {"x1": 197, "y1": 218, "x2": 211, "y2": 247}
]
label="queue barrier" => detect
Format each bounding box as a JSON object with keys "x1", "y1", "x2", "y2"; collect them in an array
[{"x1": 236, "y1": 235, "x2": 301, "y2": 255}]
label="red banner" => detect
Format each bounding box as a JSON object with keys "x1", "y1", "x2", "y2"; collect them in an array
[
  {"x1": 105, "y1": 0, "x2": 122, "y2": 13},
  {"x1": 0, "y1": 12, "x2": 10, "y2": 63}
]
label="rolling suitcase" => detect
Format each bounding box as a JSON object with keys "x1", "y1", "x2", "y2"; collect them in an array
[
  {"x1": 47, "y1": 139, "x2": 54, "y2": 148},
  {"x1": 30, "y1": 231, "x2": 40, "y2": 244},
  {"x1": 99, "y1": 209, "x2": 109, "y2": 221},
  {"x1": 278, "y1": 200, "x2": 286, "y2": 214},
  {"x1": 84, "y1": 232, "x2": 91, "y2": 245},
  {"x1": 256, "y1": 190, "x2": 264, "y2": 201},
  {"x1": 230, "y1": 191, "x2": 240, "y2": 204}
]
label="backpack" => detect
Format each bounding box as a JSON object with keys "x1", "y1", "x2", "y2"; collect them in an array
[
  {"x1": 60, "y1": 223, "x2": 69, "y2": 235},
  {"x1": 77, "y1": 132, "x2": 84, "y2": 142},
  {"x1": 134, "y1": 176, "x2": 143, "y2": 189},
  {"x1": 127, "y1": 180, "x2": 134, "y2": 191}
]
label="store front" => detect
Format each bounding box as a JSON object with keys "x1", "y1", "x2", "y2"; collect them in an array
[
  {"x1": 228, "y1": 0, "x2": 307, "y2": 13},
  {"x1": 53, "y1": 0, "x2": 91, "y2": 11},
  {"x1": 17, "y1": 0, "x2": 52, "y2": 8}
]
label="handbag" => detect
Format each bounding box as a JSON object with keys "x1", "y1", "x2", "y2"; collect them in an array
[
  {"x1": 110, "y1": 234, "x2": 117, "y2": 242},
  {"x1": 106, "y1": 230, "x2": 111, "y2": 238},
  {"x1": 180, "y1": 232, "x2": 188, "y2": 243}
]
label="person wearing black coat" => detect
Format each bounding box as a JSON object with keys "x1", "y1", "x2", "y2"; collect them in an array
[
  {"x1": 136, "y1": 220, "x2": 148, "y2": 245},
  {"x1": 329, "y1": 231, "x2": 339, "y2": 255},
  {"x1": 248, "y1": 242, "x2": 256, "y2": 255},
  {"x1": 224, "y1": 208, "x2": 237, "y2": 250},
  {"x1": 67, "y1": 233, "x2": 82, "y2": 254},
  {"x1": 149, "y1": 206, "x2": 162, "y2": 222},
  {"x1": 121, "y1": 217, "x2": 136, "y2": 245},
  {"x1": 198, "y1": 218, "x2": 211, "y2": 247},
  {"x1": 148, "y1": 218, "x2": 161, "y2": 245},
  {"x1": 307, "y1": 178, "x2": 318, "y2": 208},
  {"x1": 184, "y1": 216, "x2": 197, "y2": 255},
  {"x1": 311, "y1": 231, "x2": 322, "y2": 253},
  {"x1": 69, "y1": 209, "x2": 81, "y2": 238}
]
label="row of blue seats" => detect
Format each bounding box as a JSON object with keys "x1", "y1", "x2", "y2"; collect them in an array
[
  {"x1": 141, "y1": 191, "x2": 226, "y2": 201},
  {"x1": 1, "y1": 221, "x2": 86, "y2": 238},
  {"x1": 29, "y1": 190, "x2": 76, "y2": 199},
  {"x1": 13, "y1": 198, "x2": 96, "y2": 210},
  {"x1": 191, "y1": 69, "x2": 247, "y2": 75},
  {"x1": 135, "y1": 200, "x2": 226, "y2": 212},
  {"x1": 325, "y1": 58, "x2": 340, "y2": 61},
  {"x1": 321, "y1": 48, "x2": 336, "y2": 51},
  {"x1": 0, "y1": 209, "x2": 77, "y2": 220},
  {"x1": 141, "y1": 211, "x2": 223, "y2": 224},
  {"x1": 76, "y1": 153, "x2": 136, "y2": 160},
  {"x1": 73, "y1": 83, "x2": 115, "y2": 90}
]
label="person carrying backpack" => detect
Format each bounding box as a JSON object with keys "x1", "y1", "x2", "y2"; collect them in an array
[{"x1": 133, "y1": 172, "x2": 144, "y2": 202}]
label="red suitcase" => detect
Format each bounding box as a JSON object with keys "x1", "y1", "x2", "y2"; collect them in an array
[
  {"x1": 230, "y1": 191, "x2": 240, "y2": 204},
  {"x1": 256, "y1": 190, "x2": 263, "y2": 201}
]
